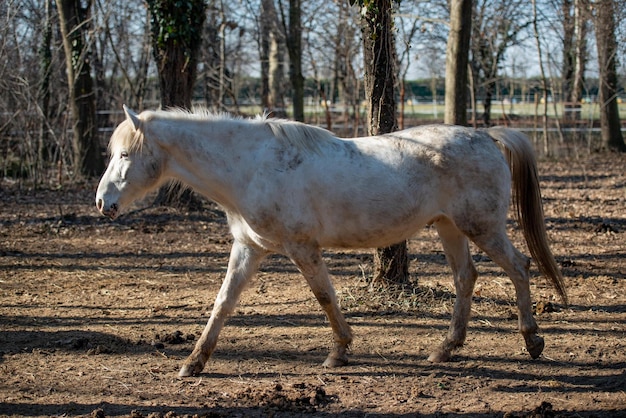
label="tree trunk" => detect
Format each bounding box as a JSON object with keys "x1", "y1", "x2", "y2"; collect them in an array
[
  {"x1": 571, "y1": 0, "x2": 587, "y2": 108},
  {"x1": 483, "y1": 79, "x2": 496, "y2": 127},
  {"x1": 444, "y1": 0, "x2": 472, "y2": 126},
  {"x1": 361, "y1": 0, "x2": 409, "y2": 285},
  {"x1": 260, "y1": 18, "x2": 270, "y2": 112},
  {"x1": 261, "y1": 0, "x2": 287, "y2": 117},
  {"x1": 281, "y1": 0, "x2": 304, "y2": 121},
  {"x1": 532, "y1": 0, "x2": 550, "y2": 155},
  {"x1": 562, "y1": 0, "x2": 575, "y2": 115},
  {"x1": 147, "y1": 0, "x2": 206, "y2": 110},
  {"x1": 147, "y1": 0, "x2": 207, "y2": 208},
  {"x1": 56, "y1": 0, "x2": 104, "y2": 178},
  {"x1": 563, "y1": 0, "x2": 587, "y2": 122},
  {"x1": 38, "y1": 0, "x2": 53, "y2": 180},
  {"x1": 594, "y1": 0, "x2": 626, "y2": 152}
]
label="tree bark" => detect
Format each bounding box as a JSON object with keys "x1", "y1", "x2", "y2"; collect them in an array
[
  {"x1": 444, "y1": 0, "x2": 472, "y2": 126},
  {"x1": 532, "y1": 0, "x2": 550, "y2": 155},
  {"x1": 594, "y1": 0, "x2": 625, "y2": 152},
  {"x1": 261, "y1": 0, "x2": 287, "y2": 117},
  {"x1": 361, "y1": 0, "x2": 409, "y2": 285},
  {"x1": 562, "y1": 0, "x2": 575, "y2": 109},
  {"x1": 38, "y1": 0, "x2": 53, "y2": 178},
  {"x1": 562, "y1": 0, "x2": 587, "y2": 122},
  {"x1": 280, "y1": 0, "x2": 304, "y2": 121},
  {"x1": 571, "y1": 0, "x2": 587, "y2": 107},
  {"x1": 56, "y1": 0, "x2": 104, "y2": 178}
]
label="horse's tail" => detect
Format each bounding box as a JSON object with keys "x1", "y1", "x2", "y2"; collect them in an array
[{"x1": 487, "y1": 127, "x2": 568, "y2": 306}]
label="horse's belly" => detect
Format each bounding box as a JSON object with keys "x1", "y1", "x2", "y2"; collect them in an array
[
  {"x1": 314, "y1": 202, "x2": 436, "y2": 249},
  {"x1": 320, "y1": 226, "x2": 422, "y2": 249}
]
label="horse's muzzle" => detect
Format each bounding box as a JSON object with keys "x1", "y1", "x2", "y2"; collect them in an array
[{"x1": 96, "y1": 198, "x2": 118, "y2": 220}]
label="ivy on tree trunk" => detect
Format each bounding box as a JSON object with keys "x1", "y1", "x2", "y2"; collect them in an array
[
  {"x1": 147, "y1": 0, "x2": 207, "y2": 208},
  {"x1": 147, "y1": 0, "x2": 207, "y2": 110}
]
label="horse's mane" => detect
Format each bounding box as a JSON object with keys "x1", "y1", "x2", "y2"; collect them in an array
[
  {"x1": 261, "y1": 117, "x2": 337, "y2": 154},
  {"x1": 109, "y1": 107, "x2": 338, "y2": 155}
]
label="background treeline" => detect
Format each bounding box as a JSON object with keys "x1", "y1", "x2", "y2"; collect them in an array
[
  {"x1": 1, "y1": 0, "x2": 625, "y2": 184},
  {"x1": 140, "y1": 76, "x2": 609, "y2": 108}
]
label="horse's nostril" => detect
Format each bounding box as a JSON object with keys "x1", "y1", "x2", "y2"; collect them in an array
[{"x1": 96, "y1": 198, "x2": 104, "y2": 212}]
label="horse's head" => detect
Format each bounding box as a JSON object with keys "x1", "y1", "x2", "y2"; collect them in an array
[{"x1": 95, "y1": 106, "x2": 165, "y2": 219}]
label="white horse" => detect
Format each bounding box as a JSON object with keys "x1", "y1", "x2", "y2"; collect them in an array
[{"x1": 96, "y1": 106, "x2": 567, "y2": 377}]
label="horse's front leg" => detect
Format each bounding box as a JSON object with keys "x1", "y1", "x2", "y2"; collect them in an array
[
  {"x1": 288, "y1": 245, "x2": 353, "y2": 367},
  {"x1": 179, "y1": 241, "x2": 265, "y2": 377}
]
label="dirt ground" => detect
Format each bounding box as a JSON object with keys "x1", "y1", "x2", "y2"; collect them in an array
[{"x1": 1, "y1": 153, "x2": 624, "y2": 418}]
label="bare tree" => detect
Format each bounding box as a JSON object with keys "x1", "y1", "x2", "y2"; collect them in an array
[
  {"x1": 332, "y1": 1, "x2": 360, "y2": 131},
  {"x1": 532, "y1": 0, "x2": 551, "y2": 154},
  {"x1": 562, "y1": 0, "x2": 588, "y2": 122},
  {"x1": 56, "y1": 0, "x2": 105, "y2": 177},
  {"x1": 38, "y1": 0, "x2": 54, "y2": 170},
  {"x1": 304, "y1": 1, "x2": 361, "y2": 133},
  {"x1": 444, "y1": 0, "x2": 472, "y2": 125},
  {"x1": 357, "y1": 0, "x2": 410, "y2": 285},
  {"x1": 278, "y1": 0, "x2": 304, "y2": 121},
  {"x1": 260, "y1": 0, "x2": 287, "y2": 116},
  {"x1": 96, "y1": 0, "x2": 153, "y2": 110},
  {"x1": 397, "y1": 9, "x2": 420, "y2": 130},
  {"x1": 470, "y1": 0, "x2": 532, "y2": 126},
  {"x1": 593, "y1": 0, "x2": 626, "y2": 152}
]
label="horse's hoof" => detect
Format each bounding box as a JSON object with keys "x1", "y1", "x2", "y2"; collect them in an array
[
  {"x1": 428, "y1": 349, "x2": 451, "y2": 363},
  {"x1": 526, "y1": 335, "x2": 545, "y2": 359},
  {"x1": 178, "y1": 361, "x2": 204, "y2": 377},
  {"x1": 322, "y1": 353, "x2": 348, "y2": 368}
]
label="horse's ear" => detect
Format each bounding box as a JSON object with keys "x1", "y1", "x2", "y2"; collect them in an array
[{"x1": 123, "y1": 105, "x2": 141, "y2": 131}]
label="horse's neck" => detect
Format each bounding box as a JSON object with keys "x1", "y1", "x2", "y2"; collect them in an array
[{"x1": 150, "y1": 117, "x2": 260, "y2": 207}]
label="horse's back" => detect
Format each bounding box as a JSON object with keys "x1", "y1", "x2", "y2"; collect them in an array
[
  {"x1": 237, "y1": 124, "x2": 511, "y2": 250},
  {"x1": 390, "y1": 125, "x2": 504, "y2": 167}
]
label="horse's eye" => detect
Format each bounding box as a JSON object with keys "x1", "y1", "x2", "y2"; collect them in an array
[{"x1": 120, "y1": 151, "x2": 129, "y2": 158}]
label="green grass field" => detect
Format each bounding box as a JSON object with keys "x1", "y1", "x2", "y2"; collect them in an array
[{"x1": 401, "y1": 101, "x2": 626, "y2": 121}]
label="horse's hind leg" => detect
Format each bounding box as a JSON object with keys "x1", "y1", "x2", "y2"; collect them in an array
[
  {"x1": 471, "y1": 230, "x2": 544, "y2": 359},
  {"x1": 179, "y1": 241, "x2": 265, "y2": 377},
  {"x1": 288, "y1": 245, "x2": 353, "y2": 367},
  {"x1": 429, "y1": 217, "x2": 478, "y2": 362}
]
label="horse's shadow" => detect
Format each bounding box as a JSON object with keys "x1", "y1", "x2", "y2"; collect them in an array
[{"x1": 0, "y1": 329, "x2": 145, "y2": 358}]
